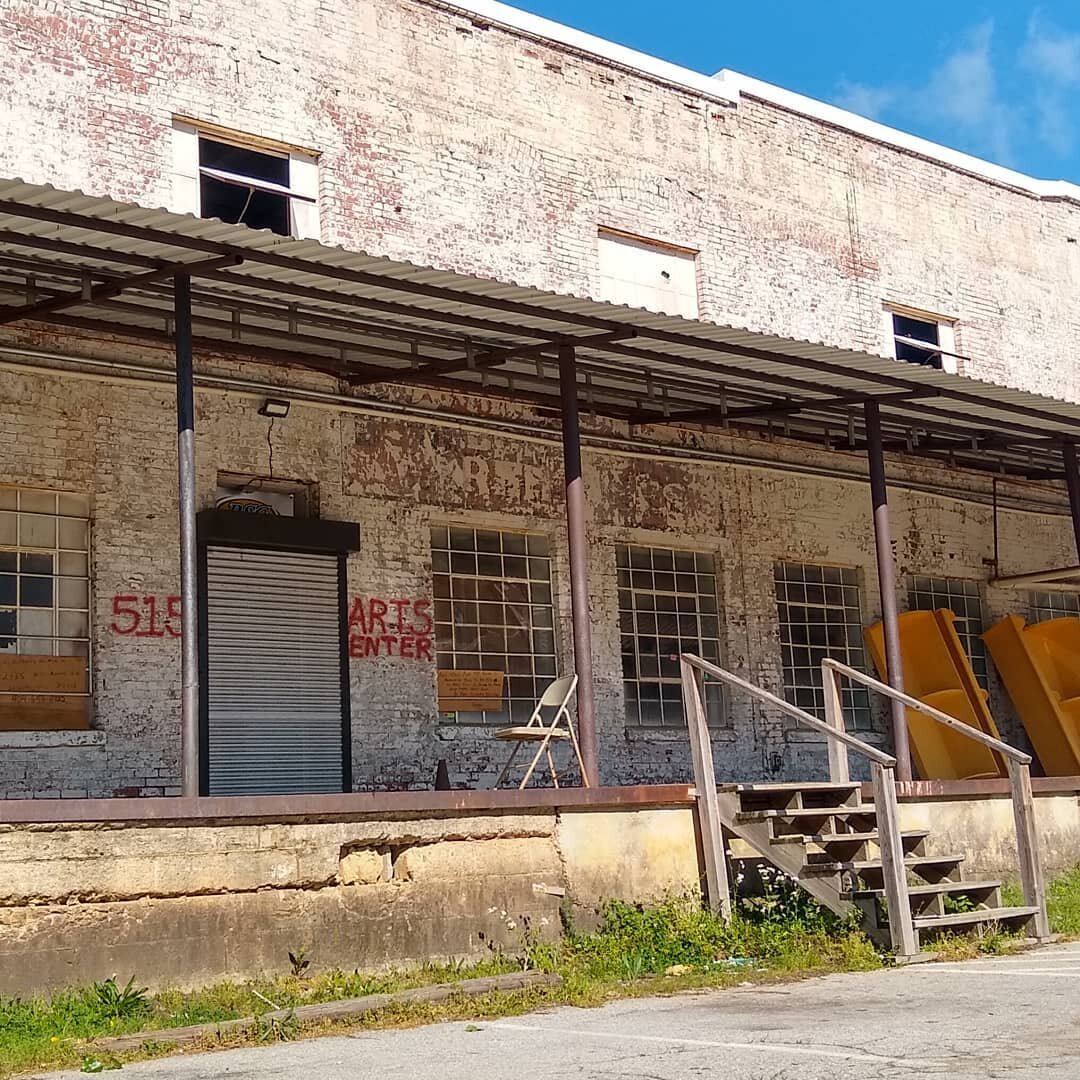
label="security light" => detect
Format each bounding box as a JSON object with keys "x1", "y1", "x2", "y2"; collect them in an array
[{"x1": 258, "y1": 398, "x2": 290, "y2": 418}]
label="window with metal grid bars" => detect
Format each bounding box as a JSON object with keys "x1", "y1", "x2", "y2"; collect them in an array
[
  {"x1": 907, "y1": 576, "x2": 989, "y2": 689},
  {"x1": 0, "y1": 488, "x2": 90, "y2": 666},
  {"x1": 1029, "y1": 590, "x2": 1080, "y2": 622},
  {"x1": 774, "y1": 562, "x2": 872, "y2": 731},
  {"x1": 618, "y1": 544, "x2": 725, "y2": 728},
  {"x1": 431, "y1": 526, "x2": 557, "y2": 725}
]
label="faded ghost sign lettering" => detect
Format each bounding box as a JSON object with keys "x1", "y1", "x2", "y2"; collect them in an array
[{"x1": 348, "y1": 597, "x2": 434, "y2": 661}]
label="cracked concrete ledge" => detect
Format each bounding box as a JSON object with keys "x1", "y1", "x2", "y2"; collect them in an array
[{"x1": 0, "y1": 815, "x2": 560, "y2": 906}]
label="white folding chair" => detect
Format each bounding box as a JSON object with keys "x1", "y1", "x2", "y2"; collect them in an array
[{"x1": 492, "y1": 674, "x2": 589, "y2": 789}]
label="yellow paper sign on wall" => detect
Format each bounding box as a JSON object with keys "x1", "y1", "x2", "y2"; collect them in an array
[{"x1": 437, "y1": 669, "x2": 504, "y2": 713}]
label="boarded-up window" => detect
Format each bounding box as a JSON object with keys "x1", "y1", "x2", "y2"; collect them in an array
[
  {"x1": 596, "y1": 229, "x2": 699, "y2": 319},
  {"x1": 432, "y1": 526, "x2": 557, "y2": 724},
  {"x1": 0, "y1": 488, "x2": 91, "y2": 729}
]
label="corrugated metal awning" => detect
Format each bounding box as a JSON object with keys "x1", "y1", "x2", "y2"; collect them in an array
[{"x1": 0, "y1": 177, "x2": 1076, "y2": 480}]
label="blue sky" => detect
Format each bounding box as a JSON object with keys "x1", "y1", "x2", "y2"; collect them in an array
[{"x1": 520, "y1": 0, "x2": 1080, "y2": 181}]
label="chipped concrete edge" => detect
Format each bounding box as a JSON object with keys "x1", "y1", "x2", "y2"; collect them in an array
[{"x1": 94, "y1": 970, "x2": 564, "y2": 1052}]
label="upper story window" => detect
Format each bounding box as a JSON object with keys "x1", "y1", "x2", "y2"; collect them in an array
[
  {"x1": 884, "y1": 305, "x2": 958, "y2": 374},
  {"x1": 172, "y1": 119, "x2": 320, "y2": 240},
  {"x1": 596, "y1": 229, "x2": 699, "y2": 319}
]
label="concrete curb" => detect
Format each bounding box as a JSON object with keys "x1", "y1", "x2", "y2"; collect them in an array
[{"x1": 95, "y1": 970, "x2": 563, "y2": 1052}]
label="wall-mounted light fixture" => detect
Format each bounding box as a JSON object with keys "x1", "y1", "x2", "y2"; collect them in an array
[{"x1": 258, "y1": 398, "x2": 291, "y2": 418}]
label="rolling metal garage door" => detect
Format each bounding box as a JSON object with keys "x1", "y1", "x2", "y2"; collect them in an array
[{"x1": 205, "y1": 546, "x2": 345, "y2": 795}]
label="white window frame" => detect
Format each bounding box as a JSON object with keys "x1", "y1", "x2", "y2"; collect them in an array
[
  {"x1": 595, "y1": 227, "x2": 700, "y2": 319},
  {"x1": 171, "y1": 119, "x2": 320, "y2": 240},
  {"x1": 882, "y1": 303, "x2": 959, "y2": 375}
]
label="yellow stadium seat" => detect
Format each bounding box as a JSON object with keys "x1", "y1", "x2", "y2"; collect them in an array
[
  {"x1": 983, "y1": 615, "x2": 1080, "y2": 776},
  {"x1": 865, "y1": 610, "x2": 1005, "y2": 780}
]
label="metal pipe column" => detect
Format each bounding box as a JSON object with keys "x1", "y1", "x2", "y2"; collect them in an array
[
  {"x1": 864, "y1": 400, "x2": 912, "y2": 781},
  {"x1": 558, "y1": 344, "x2": 599, "y2": 786},
  {"x1": 1063, "y1": 441, "x2": 1080, "y2": 563},
  {"x1": 174, "y1": 273, "x2": 200, "y2": 798}
]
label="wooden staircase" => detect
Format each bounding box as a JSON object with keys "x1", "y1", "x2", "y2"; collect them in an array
[{"x1": 720, "y1": 780, "x2": 1043, "y2": 952}]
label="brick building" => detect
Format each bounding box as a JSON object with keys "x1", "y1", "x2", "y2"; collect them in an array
[{"x1": 1, "y1": 0, "x2": 1079, "y2": 798}]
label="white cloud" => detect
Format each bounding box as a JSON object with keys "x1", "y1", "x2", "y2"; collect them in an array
[
  {"x1": 915, "y1": 21, "x2": 1015, "y2": 163},
  {"x1": 833, "y1": 80, "x2": 895, "y2": 120},
  {"x1": 1021, "y1": 11, "x2": 1080, "y2": 85},
  {"x1": 831, "y1": 21, "x2": 1016, "y2": 164}
]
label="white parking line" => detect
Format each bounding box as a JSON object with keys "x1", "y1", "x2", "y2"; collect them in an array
[
  {"x1": 930, "y1": 968, "x2": 1080, "y2": 977},
  {"x1": 490, "y1": 1021, "x2": 944, "y2": 1068}
]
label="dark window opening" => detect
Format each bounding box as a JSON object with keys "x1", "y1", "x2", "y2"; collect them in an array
[
  {"x1": 198, "y1": 136, "x2": 292, "y2": 236},
  {"x1": 892, "y1": 313, "x2": 941, "y2": 368}
]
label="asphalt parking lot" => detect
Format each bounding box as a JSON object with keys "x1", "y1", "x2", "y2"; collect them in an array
[{"x1": 38, "y1": 941, "x2": 1080, "y2": 1079}]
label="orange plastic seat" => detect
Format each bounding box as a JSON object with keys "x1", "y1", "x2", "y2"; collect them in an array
[
  {"x1": 983, "y1": 615, "x2": 1080, "y2": 776},
  {"x1": 865, "y1": 610, "x2": 1005, "y2": 780}
]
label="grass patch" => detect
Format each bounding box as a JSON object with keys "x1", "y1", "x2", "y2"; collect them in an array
[
  {"x1": 0, "y1": 893, "x2": 876, "y2": 1078},
  {"x1": 1001, "y1": 862, "x2": 1080, "y2": 937},
  {"x1": 7, "y1": 864, "x2": 1080, "y2": 1077}
]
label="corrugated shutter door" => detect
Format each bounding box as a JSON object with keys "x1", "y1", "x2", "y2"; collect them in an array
[{"x1": 205, "y1": 546, "x2": 344, "y2": 795}]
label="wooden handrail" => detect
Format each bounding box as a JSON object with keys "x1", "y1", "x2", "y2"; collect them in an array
[
  {"x1": 678, "y1": 653, "x2": 918, "y2": 958},
  {"x1": 680, "y1": 654, "x2": 896, "y2": 766},
  {"x1": 821, "y1": 658, "x2": 1032, "y2": 764},
  {"x1": 821, "y1": 657, "x2": 1050, "y2": 943}
]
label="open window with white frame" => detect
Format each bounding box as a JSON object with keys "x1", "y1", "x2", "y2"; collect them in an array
[
  {"x1": 171, "y1": 119, "x2": 320, "y2": 240},
  {"x1": 883, "y1": 304, "x2": 959, "y2": 374}
]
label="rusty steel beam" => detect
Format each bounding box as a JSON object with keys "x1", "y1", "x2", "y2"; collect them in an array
[
  {"x1": 1064, "y1": 441, "x2": 1080, "y2": 563},
  {"x1": 4, "y1": 200, "x2": 1080, "y2": 441},
  {"x1": 633, "y1": 388, "x2": 940, "y2": 427},
  {"x1": 0, "y1": 254, "x2": 241, "y2": 326},
  {"x1": 174, "y1": 273, "x2": 200, "y2": 800},
  {"x1": 0, "y1": 784, "x2": 695, "y2": 825},
  {"x1": 865, "y1": 400, "x2": 912, "y2": 781},
  {"x1": 0, "y1": 228, "x2": 166, "y2": 269},
  {"x1": 559, "y1": 344, "x2": 599, "y2": 786},
  {"x1": 349, "y1": 327, "x2": 640, "y2": 388}
]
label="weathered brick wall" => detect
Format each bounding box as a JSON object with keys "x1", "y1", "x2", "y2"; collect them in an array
[
  {"x1": 0, "y1": 335, "x2": 1071, "y2": 796},
  {"x1": 2, "y1": 0, "x2": 1078, "y2": 400}
]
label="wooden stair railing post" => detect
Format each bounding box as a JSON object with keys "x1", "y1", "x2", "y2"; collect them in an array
[
  {"x1": 680, "y1": 657, "x2": 732, "y2": 918},
  {"x1": 823, "y1": 662, "x2": 850, "y2": 784},
  {"x1": 870, "y1": 761, "x2": 918, "y2": 959},
  {"x1": 1006, "y1": 758, "x2": 1051, "y2": 940}
]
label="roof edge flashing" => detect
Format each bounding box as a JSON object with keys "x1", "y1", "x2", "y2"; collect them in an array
[
  {"x1": 427, "y1": 0, "x2": 739, "y2": 104},
  {"x1": 715, "y1": 70, "x2": 1080, "y2": 206}
]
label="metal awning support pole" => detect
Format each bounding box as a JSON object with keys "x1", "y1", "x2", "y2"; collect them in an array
[
  {"x1": 864, "y1": 401, "x2": 912, "y2": 781},
  {"x1": 558, "y1": 344, "x2": 599, "y2": 786},
  {"x1": 174, "y1": 273, "x2": 200, "y2": 798},
  {"x1": 1063, "y1": 441, "x2": 1080, "y2": 562}
]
